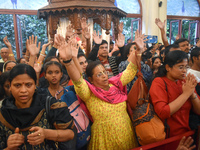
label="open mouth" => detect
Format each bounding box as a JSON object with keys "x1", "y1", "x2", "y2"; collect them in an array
[{"x1": 52, "y1": 78, "x2": 57, "y2": 82}]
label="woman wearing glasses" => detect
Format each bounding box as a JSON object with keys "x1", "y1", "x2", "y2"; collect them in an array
[
  {"x1": 54, "y1": 33, "x2": 144, "y2": 150},
  {"x1": 150, "y1": 50, "x2": 200, "y2": 139}
]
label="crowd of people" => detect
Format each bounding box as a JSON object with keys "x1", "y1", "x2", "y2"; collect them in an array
[{"x1": 0, "y1": 17, "x2": 199, "y2": 150}]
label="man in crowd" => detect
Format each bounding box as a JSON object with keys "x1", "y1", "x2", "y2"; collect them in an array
[{"x1": 0, "y1": 47, "x2": 9, "y2": 63}]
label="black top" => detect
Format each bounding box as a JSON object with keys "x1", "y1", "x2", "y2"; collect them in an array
[{"x1": 0, "y1": 93, "x2": 75, "y2": 150}]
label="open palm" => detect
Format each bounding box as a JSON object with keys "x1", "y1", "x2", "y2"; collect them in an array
[
  {"x1": 55, "y1": 34, "x2": 72, "y2": 60},
  {"x1": 27, "y1": 35, "x2": 41, "y2": 56},
  {"x1": 155, "y1": 18, "x2": 166, "y2": 29}
]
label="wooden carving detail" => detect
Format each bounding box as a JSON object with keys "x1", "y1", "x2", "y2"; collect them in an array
[
  {"x1": 99, "y1": 11, "x2": 107, "y2": 31},
  {"x1": 68, "y1": 12, "x2": 82, "y2": 35},
  {"x1": 48, "y1": 14, "x2": 60, "y2": 42},
  {"x1": 105, "y1": 12, "x2": 112, "y2": 35},
  {"x1": 112, "y1": 16, "x2": 119, "y2": 40}
]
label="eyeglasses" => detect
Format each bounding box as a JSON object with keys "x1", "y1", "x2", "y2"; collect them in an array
[
  {"x1": 95, "y1": 70, "x2": 108, "y2": 78},
  {"x1": 174, "y1": 65, "x2": 190, "y2": 71}
]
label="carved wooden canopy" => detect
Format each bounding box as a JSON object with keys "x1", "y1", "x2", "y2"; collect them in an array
[{"x1": 38, "y1": 0, "x2": 127, "y2": 41}]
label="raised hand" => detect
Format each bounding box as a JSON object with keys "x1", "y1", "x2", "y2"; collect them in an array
[
  {"x1": 118, "y1": 22, "x2": 124, "y2": 33},
  {"x1": 71, "y1": 37, "x2": 79, "y2": 58},
  {"x1": 93, "y1": 30, "x2": 102, "y2": 44},
  {"x1": 27, "y1": 126, "x2": 45, "y2": 146},
  {"x1": 155, "y1": 18, "x2": 166, "y2": 30},
  {"x1": 3, "y1": 36, "x2": 12, "y2": 48},
  {"x1": 7, "y1": 127, "x2": 24, "y2": 150},
  {"x1": 108, "y1": 44, "x2": 119, "y2": 57},
  {"x1": 33, "y1": 61, "x2": 42, "y2": 73},
  {"x1": 176, "y1": 136, "x2": 196, "y2": 150},
  {"x1": 27, "y1": 35, "x2": 41, "y2": 56},
  {"x1": 81, "y1": 18, "x2": 91, "y2": 39},
  {"x1": 81, "y1": 17, "x2": 90, "y2": 31},
  {"x1": 55, "y1": 34, "x2": 72, "y2": 60},
  {"x1": 83, "y1": 27, "x2": 91, "y2": 39},
  {"x1": 176, "y1": 34, "x2": 180, "y2": 41},
  {"x1": 42, "y1": 41, "x2": 53, "y2": 50},
  {"x1": 134, "y1": 30, "x2": 145, "y2": 53},
  {"x1": 116, "y1": 33, "x2": 125, "y2": 47}
]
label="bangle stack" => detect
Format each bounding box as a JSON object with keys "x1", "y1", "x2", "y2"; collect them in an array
[
  {"x1": 40, "y1": 53, "x2": 46, "y2": 57},
  {"x1": 9, "y1": 54, "x2": 14, "y2": 57}
]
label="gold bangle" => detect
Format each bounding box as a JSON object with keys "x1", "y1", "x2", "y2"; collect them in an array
[
  {"x1": 40, "y1": 52, "x2": 46, "y2": 55},
  {"x1": 40, "y1": 53, "x2": 46, "y2": 57},
  {"x1": 56, "y1": 130, "x2": 59, "y2": 142},
  {"x1": 137, "y1": 53, "x2": 142, "y2": 56},
  {"x1": 9, "y1": 54, "x2": 14, "y2": 57}
]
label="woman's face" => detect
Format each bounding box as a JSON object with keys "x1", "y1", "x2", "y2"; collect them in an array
[
  {"x1": 90, "y1": 65, "x2": 109, "y2": 89},
  {"x1": 3, "y1": 80, "x2": 11, "y2": 97},
  {"x1": 45, "y1": 64, "x2": 63, "y2": 85},
  {"x1": 153, "y1": 58, "x2": 161, "y2": 70},
  {"x1": 5, "y1": 62, "x2": 16, "y2": 72},
  {"x1": 166, "y1": 59, "x2": 188, "y2": 81},
  {"x1": 128, "y1": 44, "x2": 136, "y2": 57},
  {"x1": 10, "y1": 74, "x2": 36, "y2": 108},
  {"x1": 78, "y1": 56, "x2": 88, "y2": 73}
]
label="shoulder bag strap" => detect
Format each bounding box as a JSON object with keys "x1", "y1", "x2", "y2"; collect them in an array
[{"x1": 161, "y1": 78, "x2": 170, "y2": 138}]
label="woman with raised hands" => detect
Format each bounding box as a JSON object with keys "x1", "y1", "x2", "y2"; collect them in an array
[{"x1": 55, "y1": 30, "x2": 145, "y2": 150}]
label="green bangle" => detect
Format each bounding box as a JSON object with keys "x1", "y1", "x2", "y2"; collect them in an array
[
  {"x1": 63, "y1": 58, "x2": 72, "y2": 64},
  {"x1": 191, "y1": 94, "x2": 198, "y2": 100}
]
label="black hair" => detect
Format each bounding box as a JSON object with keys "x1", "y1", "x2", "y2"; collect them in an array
[
  {"x1": 44, "y1": 56, "x2": 60, "y2": 64},
  {"x1": 100, "y1": 40, "x2": 108, "y2": 46},
  {"x1": 152, "y1": 57, "x2": 161, "y2": 66},
  {"x1": 160, "y1": 49, "x2": 165, "y2": 56},
  {"x1": 127, "y1": 38, "x2": 131, "y2": 42},
  {"x1": 123, "y1": 42, "x2": 136, "y2": 60},
  {"x1": 174, "y1": 38, "x2": 189, "y2": 45},
  {"x1": 43, "y1": 61, "x2": 63, "y2": 74},
  {"x1": 86, "y1": 61, "x2": 102, "y2": 78},
  {"x1": 9, "y1": 64, "x2": 37, "y2": 84},
  {"x1": 110, "y1": 41, "x2": 114, "y2": 45},
  {"x1": 16, "y1": 57, "x2": 26, "y2": 64},
  {"x1": 77, "y1": 53, "x2": 87, "y2": 59},
  {"x1": 164, "y1": 45, "x2": 173, "y2": 56},
  {"x1": 0, "y1": 71, "x2": 10, "y2": 99},
  {"x1": 171, "y1": 44, "x2": 179, "y2": 49},
  {"x1": 191, "y1": 47, "x2": 200, "y2": 63},
  {"x1": 142, "y1": 50, "x2": 152, "y2": 62},
  {"x1": 3, "y1": 61, "x2": 17, "y2": 72},
  {"x1": 22, "y1": 48, "x2": 26, "y2": 54},
  {"x1": 159, "y1": 45, "x2": 165, "y2": 51},
  {"x1": 155, "y1": 50, "x2": 188, "y2": 77}
]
